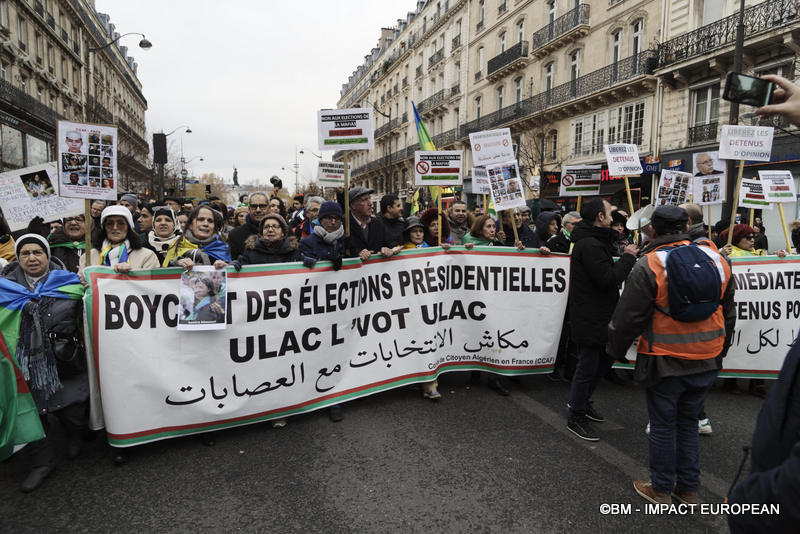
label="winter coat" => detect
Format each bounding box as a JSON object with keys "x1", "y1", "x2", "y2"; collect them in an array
[
  {"x1": 300, "y1": 232, "x2": 347, "y2": 269},
  {"x1": 235, "y1": 235, "x2": 300, "y2": 267},
  {"x1": 502, "y1": 222, "x2": 537, "y2": 247},
  {"x1": 80, "y1": 245, "x2": 160, "y2": 271},
  {"x1": 376, "y1": 214, "x2": 405, "y2": 248},
  {"x1": 347, "y1": 213, "x2": 391, "y2": 255},
  {"x1": 448, "y1": 218, "x2": 470, "y2": 245},
  {"x1": 48, "y1": 228, "x2": 85, "y2": 273},
  {"x1": 728, "y1": 337, "x2": 800, "y2": 533},
  {"x1": 546, "y1": 230, "x2": 572, "y2": 254},
  {"x1": 227, "y1": 215, "x2": 260, "y2": 260},
  {"x1": 461, "y1": 232, "x2": 504, "y2": 246},
  {"x1": 532, "y1": 211, "x2": 561, "y2": 247},
  {"x1": 568, "y1": 220, "x2": 636, "y2": 345}
]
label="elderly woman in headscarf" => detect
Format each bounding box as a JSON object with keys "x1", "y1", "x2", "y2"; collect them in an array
[
  {"x1": 143, "y1": 206, "x2": 182, "y2": 264},
  {"x1": 79, "y1": 205, "x2": 160, "y2": 274},
  {"x1": 719, "y1": 224, "x2": 787, "y2": 258},
  {"x1": 162, "y1": 205, "x2": 231, "y2": 270},
  {"x1": 0, "y1": 234, "x2": 87, "y2": 492}
]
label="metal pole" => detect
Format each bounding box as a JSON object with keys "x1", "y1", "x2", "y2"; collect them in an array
[
  {"x1": 295, "y1": 145, "x2": 299, "y2": 194},
  {"x1": 725, "y1": 0, "x2": 746, "y2": 215},
  {"x1": 158, "y1": 162, "x2": 165, "y2": 203}
]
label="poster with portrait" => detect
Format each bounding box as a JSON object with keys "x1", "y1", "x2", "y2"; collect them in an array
[
  {"x1": 691, "y1": 151, "x2": 726, "y2": 205},
  {"x1": 0, "y1": 162, "x2": 83, "y2": 231},
  {"x1": 57, "y1": 120, "x2": 118, "y2": 201},
  {"x1": 655, "y1": 169, "x2": 692, "y2": 206},
  {"x1": 485, "y1": 160, "x2": 526, "y2": 211},
  {"x1": 178, "y1": 266, "x2": 227, "y2": 331}
]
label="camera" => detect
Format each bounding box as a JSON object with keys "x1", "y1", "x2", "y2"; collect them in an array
[
  {"x1": 723, "y1": 72, "x2": 775, "y2": 107},
  {"x1": 270, "y1": 175, "x2": 283, "y2": 189}
]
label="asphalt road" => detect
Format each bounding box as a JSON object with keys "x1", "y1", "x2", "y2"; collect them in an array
[{"x1": 1, "y1": 372, "x2": 767, "y2": 533}]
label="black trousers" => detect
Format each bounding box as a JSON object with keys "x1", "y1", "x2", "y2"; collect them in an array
[{"x1": 26, "y1": 402, "x2": 88, "y2": 468}]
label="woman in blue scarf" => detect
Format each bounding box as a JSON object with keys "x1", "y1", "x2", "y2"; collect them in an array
[{"x1": 163, "y1": 205, "x2": 231, "y2": 270}]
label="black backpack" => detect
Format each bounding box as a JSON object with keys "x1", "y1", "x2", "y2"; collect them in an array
[{"x1": 660, "y1": 243, "x2": 722, "y2": 322}]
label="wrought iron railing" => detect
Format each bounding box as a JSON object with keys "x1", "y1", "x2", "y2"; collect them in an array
[
  {"x1": 532, "y1": 4, "x2": 591, "y2": 50},
  {"x1": 429, "y1": 48, "x2": 445, "y2": 68},
  {"x1": 452, "y1": 35, "x2": 461, "y2": 49},
  {"x1": 688, "y1": 122, "x2": 719, "y2": 144},
  {"x1": 658, "y1": 0, "x2": 799, "y2": 67},
  {"x1": 376, "y1": 123, "x2": 391, "y2": 138},
  {"x1": 0, "y1": 77, "x2": 61, "y2": 125},
  {"x1": 417, "y1": 89, "x2": 447, "y2": 114},
  {"x1": 389, "y1": 117, "x2": 400, "y2": 130},
  {"x1": 432, "y1": 128, "x2": 457, "y2": 147},
  {"x1": 487, "y1": 40, "x2": 529, "y2": 76}
]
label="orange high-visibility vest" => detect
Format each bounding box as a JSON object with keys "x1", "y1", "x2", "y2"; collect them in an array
[{"x1": 637, "y1": 240, "x2": 731, "y2": 360}]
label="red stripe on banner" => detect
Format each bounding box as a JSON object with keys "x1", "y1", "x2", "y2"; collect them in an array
[
  {"x1": 329, "y1": 129, "x2": 362, "y2": 137},
  {"x1": 575, "y1": 179, "x2": 601, "y2": 185},
  {"x1": 732, "y1": 258, "x2": 800, "y2": 265},
  {"x1": 719, "y1": 369, "x2": 778, "y2": 375},
  {"x1": 772, "y1": 186, "x2": 790, "y2": 191},
  {"x1": 431, "y1": 167, "x2": 459, "y2": 173},
  {"x1": 745, "y1": 193, "x2": 765, "y2": 199}
]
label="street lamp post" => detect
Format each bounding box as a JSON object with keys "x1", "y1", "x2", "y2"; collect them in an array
[
  {"x1": 180, "y1": 155, "x2": 204, "y2": 194},
  {"x1": 724, "y1": 0, "x2": 747, "y2": 216}
]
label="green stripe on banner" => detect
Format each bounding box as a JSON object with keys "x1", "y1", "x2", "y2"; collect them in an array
[
  {"x1": 567, "y1": 186, "x2": 599, "y2": 191},
  {"x1": 743, "y1": 200, "x2": 769, "y2": 205},
  {"x1": 771, "y1": 193, "x2": 794, "y2": 197},
  {"x1": 421, "y1": 175, "x2": 459, "y2": 181},
  {"x1": 324, "y1": 138, "x2": 368, "y2": 146}
]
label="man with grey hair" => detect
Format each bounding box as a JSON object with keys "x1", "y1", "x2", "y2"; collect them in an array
[
  {"x1": 679, "y1": 202, "x2": 706, "y2": 242},
  {"x1": 228, "y1": 191, "x2": 269, "y2": 259},
  {"x1": 546, "y1": 211, "x2": 581, "y2": 254},
  {"x1": 292, "y1": 195, "x2": 324, "y2": 240}
]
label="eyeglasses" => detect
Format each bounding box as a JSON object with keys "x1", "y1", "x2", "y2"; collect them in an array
[
  {"x1": 250, "y1": 204, "x2": 268, "y2": 210},
  {"x1": 64, "y1": 216, "x2": 85, "y2": 223},
  {"x1": 104, "y1": 220, "x2": 127, "y2": 228},
  {"x1": 743, "y1": 234, "x2": 756, "y2": 240},
  {"x1": 262, "y1": 224, "x2": 283, "y2": 230}
]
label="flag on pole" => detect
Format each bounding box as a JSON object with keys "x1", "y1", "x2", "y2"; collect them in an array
[{"x1": 412, "y1": 102, "x2": 442, "y2": 207}]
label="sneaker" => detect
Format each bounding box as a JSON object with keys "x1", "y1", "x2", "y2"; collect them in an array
[
  {"x1": 271, "y1": 418, "x2": 287, "y2": 428},
  {"x1": 567, "y1": 420, "x2": 599, "y2": 441},
  {"x1": 633, "y1": 480, "x2": 672, "y2": 505},
  {"x1": 698, "y1": 418, "x2": 713, "y2": 435},
  {"x1": 423, "y1": 388, "x2": 441, "y2": 400},
  {"x1": 645, "y1": 422, "x2": 650, "y2": 435},
  {"x1": 329, "y1": 405, "x2": 343, "y2": 423},
  {"x1": 567, "y1": 402, "x2": 605, "y2": 423},
  {"x1": 671, "y1": 488, "x2": 700, "y2": 505}
]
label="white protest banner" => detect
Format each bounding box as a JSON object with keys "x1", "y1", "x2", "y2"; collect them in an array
[
  {"x1": 472, "y1": 167, "x2": 490, "y2": 194},
  {"x1": 559, "y1": 165, "x2": 601, "y2": 197},
  {"x1": 604, "y1": 144, "x2": 643, "y2": 175},
  {"x1": 84, "y1": 249, "x2": 570, "y2": 446},
  {"x1": 317, "y1": 161, "x2": 345, "y2": 185},
  {"x1": 655, "y1": 169, "x2": 692, "y2": 206},
  {"x1": 758, "y1": 170, "x2": 797, "y2": 203},
  {"x1": 317, "y1": 108, "x2": 374, "y2": 151},
  {"x1": 414, "y1": 151, "x2": 463, "y2": 186},
  {"x1": 0, "y1": 162, "x2": 83, "y2": 231},
  {"x1": 619, "y1": 255, "x2": 800, "y2": 378},
  {"x1": 739, "y1": 178, "x2": 773, "y2": 210},
  {"x1": 469, "y1": 128, "x2": 514, "y2": 166},
  {"x1": 178, "y1": 266, "x2": 227, "y2": 331},
  {"x1": 718, "y1": 125, "x2": 774, "y2": 161},
  {"x1": 486, "y1": 160, "x2": 526, "y2": 211},
  {"x1": 57, "y1": 120, "x2": 118, "y2": 201}
]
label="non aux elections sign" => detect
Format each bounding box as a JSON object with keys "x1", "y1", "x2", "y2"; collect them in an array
[
  {"x1": 414, "y1": 151, "x2": 463, "y2": 186},
  {"x1": 469, "y1": 129, "x2": 514, "y2": 166},
  {"x1": 317, "y1": 161, "x2": 345, "y2": 184},
  {"x1": 83, "y1": 249, "x2": 570, "y2": 446},
  {"x1": 604, "y1": 144, "x2": 643, "y2": 175},
  {"x1": 758, "y1": 170, "x2": 797, "y2": 203},
  {"x1": 317, "y1": 108, "x2": 374, "y2": 151},
  {"x1": 719, "y1": 125, "x2": 774, "y2": 161},
  {"x1": 739, "y1": 178, "x2": 773, "y2": 210},
  {"x1": 559, "y1": 165, "x2": 601, "y2": 196}
]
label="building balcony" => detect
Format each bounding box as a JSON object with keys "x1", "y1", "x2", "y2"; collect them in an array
[
  {"x1": 688, "y1": 122, "x2": 719, "y2": 145},
  {"x1": 658, "y1": 0, "x2": 799, "y2": 73},
  {"x1": 487, "y1": 40, "x2": 529, "y2": 81},
  {"x1": 531, "y1": 4, "x2": 591, "y2": 58},
  {"x1": 376, "y1": 123, "x2": 391, "y2": 139},
  {"x1": 432, "y1": 128, "x2": 457, "y2": 148},
  {"x1": 388, "y1": 117, "x2": 400, "y2": 131},
  {"x1": 417, "y1": 89, "x2": 447, "y2": 115},
  {"x1": 428, "y1": 48, "x2": 445, "y2": 69},
  {"x1": 452, "y1": 35, "x2": 461, "y2": 50},
  {"x1": 0, "y1": 77, "x2": 61, "y2": 126}
]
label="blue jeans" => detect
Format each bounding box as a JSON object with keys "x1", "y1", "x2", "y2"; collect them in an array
[
  {"x1": 646, "y1": 370, "x2": 718, "y2": 493},
  {"x1": 568, "y1": 344, "x2": 613, "y2": 422}
]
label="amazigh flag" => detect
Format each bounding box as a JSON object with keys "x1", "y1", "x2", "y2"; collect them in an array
[
  {"x1": 412, "y1": 102, "x2": 442, "y2": 208},
  {"x1": 0, "y1": 271, "x2": 85, "y2": 460}
]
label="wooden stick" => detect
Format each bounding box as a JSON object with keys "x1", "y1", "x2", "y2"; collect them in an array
[
  {"x1": 436, "y1": 189, "x2": 442, "y2": 246},
  {"x1": 483, "y1": 193, "x2": 487, "y2": 212},
  {"x1": 343, "y1": 153, "x2": 350, "y2": 238},
  {"x1": 84, "y1": 199, "x2": 92, "y2": 265},
  {"x1": 726, "y1": 160, "x2": 746, "y2": 246},
  {"x1": 749, "y1": 175, "x2": 757, "y2": 227},
  {"x1": 623, "y1": 176, "x2": 638, "y2": 243},
  {"x1": 707, "y1": 204, "x2": 712, "y2": 239},
  {"x1": 778, "y1": 203, "x2": 793, "y2": 253},
  {"x1": 576, "y1": 195, "x2": 582, "y2": 213},
  {"x1": 511, "y1": 209, "x2": 519, "y2": 244}
]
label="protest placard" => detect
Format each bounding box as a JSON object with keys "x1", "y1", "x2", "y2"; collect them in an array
[
  {"x1": 83, "y1": 249, "x2": 570, "y2": 445},
  {"x1": 472, "y1": 167, "x2": 490, "y2": 194},
  {"x1": 414, "y1": 151, "x2": 463, "y2": 186},
  {"x1": 655, "y1": 169, "x2": 692, "y2": 206},
  {"x1": 0, "y1": 162, "x2": 83, "y2": 231},
  {"x1": 317, "y1": 108, "x2": 374, "y2": 151},
  {"x1": 469, "y1": 128, "x2": 514, "y2": 166},
  {"x1": 758, "y1": 170, "x2": 797, "y2": 203},
  {"x1": 317, "y1": 161, "x2": 345, "y2": 185},
  {"x1": 738, "y1": 178, "x2": 773, "y2": 210},
  {"x1": 719, "y1": 125, "x2": 774, "y2": 161},
  {"x1": 485, "y1": 160, "x2": 526, "y2": 211},
  {"x1": 691, "y1": 151, "x2": 726, "y2": 205},
  {"x1": 57, "y1": 120, "x2": 118, "y2": 201},
  {"x1": 604, "y1": 144, "x2": 643, "y2": 175},
  {"x1": 559, "y1": 165, "x2": 601, "y2": 196},
  {"x1": 178, "y1": 266, "x2": 227, "y2": 331}
]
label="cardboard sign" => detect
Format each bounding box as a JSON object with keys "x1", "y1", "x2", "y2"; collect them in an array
[
  {"x1": 413, "y1": 151, "x2": 463, "y2": 186},
  {"x1": 559, "y1": 165, "x2": 601, "y2": 197},
  {"x1": 692, "y1": 174, "x2": 726, "y2": 205},
  {"x1": 656, "y1": 169, "x2": 692, "y2": 206},
  {"x1": 472, "y1": 167, "x2": 490, "y2": 194},
  {"x1": 469, "y1": 129, "x2": 514, "y2": 166},
  {"x1": 485, "y1": 160, "x2": 526, "y2": 211},
  {"x1": 739, "y1": 178, "x2": 773, "y2": 210},
  {"x1": 317, "y1": 161, "x2": 345, "y2": 184},
  {"x1": 57, "y1": 120, "x2": 118, "y2": 200},
  {"x1": 0, "y1": 162, "x2": 83, "y2": 231},
  {"x1": 758, "y1": 170, "x2": 797, "y2": 203},
  {"x1": 317, "y1": 108, "x2": 374, "y2": 151},
  {"x1": 719, "y1": 125, "x2": 774, "y2": 161},
  {"x1": 604, "y1": 144, "x2": 643, "y2": 175}
]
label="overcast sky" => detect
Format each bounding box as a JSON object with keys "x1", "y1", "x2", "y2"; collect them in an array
[{"x1": 95, "y1": 0, "x2": 414, "y2": 193}]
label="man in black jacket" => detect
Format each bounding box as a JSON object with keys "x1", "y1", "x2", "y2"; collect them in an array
[
  {"x1": 347, "y1": 187, "x2": 396, "y2": 260},
  {"x1": 567, "y1": 197, "x2": 638, "y2": 441},
  {"x1": 376, "y1": 194, "x2": 404, "y2": 247},
  {"x1": 227, "y1": 192, "x2": 269, "y2": 260}
]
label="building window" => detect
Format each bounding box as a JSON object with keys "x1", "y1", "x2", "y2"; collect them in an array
[
  {"x1": 516, "y1": 19, "x2": 524, "y2": 43},
  {"x1": 570, "y1": 50, "x2": 580, "y2": 80},
  {"x1": 632, "y1": 19, "x2": 643, "y2": 57},
  {"x1": 478, "y1": 0, "x2": 485, "y2": 24},
  {"x1": 475, "y1": 96, "x2": 482, "y2": 118},
  {"x1": 611, "y1": 30, "x2": 621, "y2": 63},
  {"x1": 514, "y1": 77, "x2": 522, "y2": 103},
  {"x1": 17, "y1": 15, "x2": 27, "y2": 50},
  {"x1": 499, "y1": 32, "x2": 506, "y2": 53},
  {"x1": 573, "y1": 121, "x2": 583, "y2": 155},
  {"x1": 548, "y1": 0, "x2": 557, "y2": 24},
  {"x1": 691, "y1": 84, "x2": 720, "y2": 127},
  {"x1": 544, "y1": 62, "x2": 553, "y2": 91},
  {"x1": 497, "y1": 86, "x2": 504, "y2": 110},
  {"x1": 549, "y1": 131, "x2": 558, "y2": 161},
  {"x1": 0, "y1": 0, "x2": 8, "y2": 29},
  {"x1": 0, "y1": 62, "x2": 7, "y2": 82}
]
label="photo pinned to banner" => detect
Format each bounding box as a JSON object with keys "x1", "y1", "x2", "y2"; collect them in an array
[
  {"x1": 178, "y1": 266, "x2": 228, "y2": 331},
  {"x1": 472, "y1": 167, "x2": 490, "y2": 194},
  {"x1": 758, "y1": 170, "x2": 797, "y2": 203},
  {"x1": 738, "y1": 178, "x2": 773, "y2": 210},
  {"x1": 413, "y1": 151, "x2": 463, "y2": 186},
  {"x1": 485, "y1": 160, "x2": 526, "y2": 211},
  {"x1": 0, "y1": 162, "x2": 83, "y2": 231},
  {"x1": 656, "y1": 169, "x2": 692, "y2": 206},
  {"x1": 317, "y1": 161, "x2": 345, "y2": 185},
  {"x1": 57, "y1": 120, "x2": 118, "y2": 200},
  {"x1": 559, "y1": 165, "x2": 601, "y2": 197},
  {"x1": 691, "y1": 151, "x2": 726, "y2": 205}
]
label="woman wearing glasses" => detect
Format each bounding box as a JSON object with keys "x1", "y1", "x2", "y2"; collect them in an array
[
  {"x1": 79, "y1": 206, "x2": 160, "y2": 274},
  {"x1": 233, "y1": 213, "x2": 299, "y2": 268},
  {"x1": 719, "y1": 224, "x2": 787, "y2": 258}
]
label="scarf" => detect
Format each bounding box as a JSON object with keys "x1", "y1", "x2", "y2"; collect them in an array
[
  {"x1": 99, "y1": 239, "x2": 130, "y2": 266},
  {"x1": 184, "y1": 230, "x2": 231, "y2": 262},
  {"x1": 147, "y1": 229, "x2": 181, "y2": 253},
  {"x1": 313, "y1": 224, "x2": 345, "y2": 244},
  {"x1": 259, "y1": 238, "x2": 286, "y2": 254}
]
